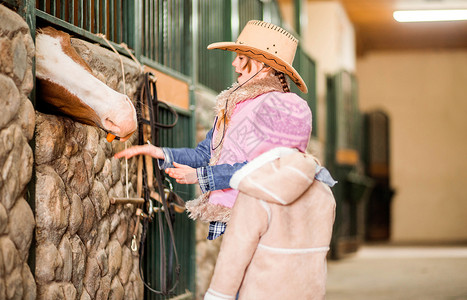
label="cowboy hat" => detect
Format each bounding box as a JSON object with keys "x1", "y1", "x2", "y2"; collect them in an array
[{"x1": 207, "y1": 20, "x2": 307, "y2": 93}]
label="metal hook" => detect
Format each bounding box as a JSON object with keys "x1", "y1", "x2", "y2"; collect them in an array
[
  {"x1": 148, "y1": 199, "x2": 154, "y2": 218},
  {"x1": 131, "y1": 235, "x2": 138, "y2": 252},
  {"x1": 153, "y1": 206, "x2": 165, "y2": 213},
  {"x1": 165, "y1": 177, "x2": 173, "y2": 191}
]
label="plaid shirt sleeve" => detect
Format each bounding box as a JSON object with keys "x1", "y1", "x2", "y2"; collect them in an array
[
  {"x1": 196, "y1": 167, "x2": 210, "y2": 194},
  {"x1": 207, "y1": 221, "x2": 227, "y2": 240}
]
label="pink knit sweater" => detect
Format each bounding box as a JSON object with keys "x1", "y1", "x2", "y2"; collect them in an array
[{"x1": 209, "y1": 91, "x2": 312, "y2": 208}]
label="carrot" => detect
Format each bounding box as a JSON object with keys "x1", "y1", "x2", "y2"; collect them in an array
[{"x1": 106, "y1": 133, "x2": 116, "y2": 142}]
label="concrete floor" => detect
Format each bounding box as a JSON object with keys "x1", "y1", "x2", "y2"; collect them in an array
[{"x1": 326, "y1": 244, "x2": 467, "y2": 300}]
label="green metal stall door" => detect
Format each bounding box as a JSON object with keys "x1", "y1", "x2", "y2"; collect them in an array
[
  {"x1": 142, "y1": 108, "x2": 196, "y2": 300},
  {"x1": 291, "y1": 45, "x2": 317, "y2": 137},
  {"x1": 196, "y1": 0, "x2": 234, "y2": 92},
  {"x1": 326, "y1": 71, "x2": 373, "y2": 259}
]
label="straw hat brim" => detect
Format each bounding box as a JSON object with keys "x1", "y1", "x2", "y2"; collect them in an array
[{"x1": 208, "y1": 42, "x2": 308, "y2": 94}]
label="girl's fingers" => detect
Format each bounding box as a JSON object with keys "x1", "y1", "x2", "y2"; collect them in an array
[
  {"x1": 114, "y1": 145, "x2": 155, "y2": 159},
  {"x1": 115, "y1": 146, "x2": 141, "y2": 159},
  {"x1": 165, "y1": 168, "x2": 179, "y2": 179},
  {"x1": 172, "y1": 162, "x2": 185, "y2": 168}
]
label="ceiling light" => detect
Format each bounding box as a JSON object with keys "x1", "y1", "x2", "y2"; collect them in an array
[{"x1": 393, "y1": 9, "x2": 467, "y2": 22}]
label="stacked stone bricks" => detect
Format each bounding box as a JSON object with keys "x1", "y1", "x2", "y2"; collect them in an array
[
  {"x1": 34, "y1": 36, "x2": 144, "y2": 299},
  {"x1": 0, "y1": 4, "x2": 36, "y2": 300}
]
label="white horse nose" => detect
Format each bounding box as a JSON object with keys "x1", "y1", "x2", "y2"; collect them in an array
[
  {"x1": 102, "y1": 95, "x2": 137, "y2": 140},
  {"x1": 122, "y1": 95, "x2": 138, "y2": 132}
]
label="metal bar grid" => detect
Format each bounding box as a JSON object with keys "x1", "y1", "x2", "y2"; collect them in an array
[
  {"x1": 140, "y1": 0, "x2": 192, "y2": 76},
  {"x1": 36, "y1": 0, "x2": 126, "y2": 45}
]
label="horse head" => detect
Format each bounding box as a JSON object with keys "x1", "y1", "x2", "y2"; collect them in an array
[{"x1": 35, "y1": 26, "x2": 137, "y2": 142}]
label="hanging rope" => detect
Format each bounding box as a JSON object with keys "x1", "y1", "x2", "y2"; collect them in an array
[{"x1": 95, "y1": 33, "x2": 146, "y2": 199}]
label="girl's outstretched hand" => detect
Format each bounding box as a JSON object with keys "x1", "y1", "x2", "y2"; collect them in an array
[
  {"x1": 115, "y1": 146, "x2": 197, "y2": 185},
  {"x1": 165, "y1": 162, "x2": 198, "y2": 184},
  {"x1": 114, "y1": 144, "x2": 164, "y2": 160}
]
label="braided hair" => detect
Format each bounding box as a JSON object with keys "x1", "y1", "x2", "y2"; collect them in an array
[{"x1": 275, "y1": 71, "x2": 290, "y2": 93}]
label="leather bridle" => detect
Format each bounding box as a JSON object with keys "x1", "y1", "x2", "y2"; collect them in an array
[{"x1": 135, "y1": 72, "x2": 182, "y2": 295}]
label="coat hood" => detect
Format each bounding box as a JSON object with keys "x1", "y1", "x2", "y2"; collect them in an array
[{"x1": 230, "y1": 147, "x2": 318, "y2": 205}]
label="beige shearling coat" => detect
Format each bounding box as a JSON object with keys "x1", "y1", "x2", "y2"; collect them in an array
[{"x1": 204, "y1": 147, "x2": 336, "y2": 300}]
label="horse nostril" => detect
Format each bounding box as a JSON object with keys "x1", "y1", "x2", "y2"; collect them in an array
[
  {"x1": 105, "y1": 118, "x2": 116, "y2": 126},
  {"x1": 103, "y1": 117, "x2": 119, "y2": 132}
]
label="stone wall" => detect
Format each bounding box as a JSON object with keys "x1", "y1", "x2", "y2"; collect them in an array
[
  {"x1": 0, "y1": 4, "x2": 36, "y2": 300},
  {"x1": 34, "y1": 36, "x2": 144, "y2": 299}
]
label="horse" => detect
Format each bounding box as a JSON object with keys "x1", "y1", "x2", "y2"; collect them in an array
[{"x1": 35, "y1": 26, "x2": 137, "y2": 142}]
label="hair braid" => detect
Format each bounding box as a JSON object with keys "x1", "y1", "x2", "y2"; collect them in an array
[{"x1": 275, "y1": 71, "x2": 290, "y2": 93}]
